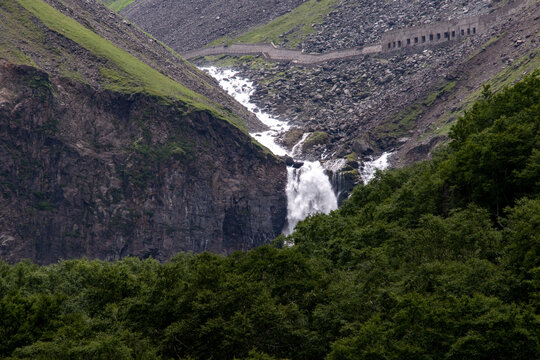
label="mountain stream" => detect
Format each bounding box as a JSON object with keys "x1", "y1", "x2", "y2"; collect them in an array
[{"x1": 202, "y1": 67, "x2": 390, "y2": 234}]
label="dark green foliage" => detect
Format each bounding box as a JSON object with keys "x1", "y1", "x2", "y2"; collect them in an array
[
  {"x1": 1, "y1": 72, "x2": 539, "y2": 359},
  {"x1": 442, "y1": 73, "x2": 540, "y2": 214}
]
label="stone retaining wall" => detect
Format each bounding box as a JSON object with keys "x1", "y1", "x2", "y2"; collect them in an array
[{"x1": 182, "y1": 0, "x2": 530, "y2": 63}]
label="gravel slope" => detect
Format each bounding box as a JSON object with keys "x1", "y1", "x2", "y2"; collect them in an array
[{"x1": 121, "y1": 0, "x2": 307, "y2": 52}]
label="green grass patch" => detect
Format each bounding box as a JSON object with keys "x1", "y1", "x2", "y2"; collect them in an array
[
  {"x1": 380, "y1": 104, "x2": 423, "y2": 139},
  {"x1": 423, "y1": 81, "x2": 456, "y2": 107},
  {"x1": 34, "y1": 201, "x2": 55, "y2": 211},
  {"x1": 211, "y1": 0, "x2": 340, "y2": 49},
  {"x1": 303, "y1": 131, "x2": 328, "y2": 150},
  {"x1": 424, "y1": 47, "x2": 539, "y2": 140},
  {"x1": 104, "y1": 0, "x2": 136, "y2": 12},
  {"x1": 0, "y1": 0, "x2": 45, "y2": 66},
  {"x1": 16, "y1": 0, "x2": 247, "y2": 133},
  {"x1": 487, "y1": 48, "x2": 540, "y2": 91},
  {"x1": 133, "y1": 138, "x2": 192, "y2": 162},
  {"x1": 381, "y1": 80, "x2": 458, "y2": 140},
  {"x1": 466, "y1": 34, "x2": 502, "y2": 61}
]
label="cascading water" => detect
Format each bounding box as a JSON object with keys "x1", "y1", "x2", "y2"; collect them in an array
[
  {"x1": 360, "y1": 152, "x2": 392, "y2": 184},
  {"x1": 202, "y1": 67, "x2": 338, "y2": 233},
  {"x1": 203, "y1": 67, "x2": 289, "y2": 156},
  {"x1": 202, "y1": 67, "x2": 391, "y2": 234},
  {"x1": 285, "y1": 161, "x2": 337, "y2": 234}
]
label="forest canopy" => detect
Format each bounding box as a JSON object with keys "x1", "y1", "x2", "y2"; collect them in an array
[{"x1": 1, "y1": 71, "x2": 539, "y2": 359}]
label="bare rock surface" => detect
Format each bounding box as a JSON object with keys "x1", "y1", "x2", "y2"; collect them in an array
[{"x1": 300, "y1": 0, "x2": 496, "y2": 51}]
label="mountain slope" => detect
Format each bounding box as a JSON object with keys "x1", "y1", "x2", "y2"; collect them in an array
[
  {"x1": 102, "y1": 0, "x2": 135, "y2": 12},
  {"x1": 0, "y1": 0, "x2": 287, "y2": 264},
  {"x1": 0, "y1": 71, "x2": 538, "y2": 359},
  {"x1": 192, "y1": 0, "x2": 539, "y2": 168},
  {"x1": 120, "y1": 0, "x2": 308, "y2": 52}
]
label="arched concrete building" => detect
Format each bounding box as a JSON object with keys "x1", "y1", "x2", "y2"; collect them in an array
[
  {"x1": 381, "y1": 15, "x2": 491, "y2": 52},
  {"x1": 381, "y1": 0, "x2": 530, "y2": 53}
]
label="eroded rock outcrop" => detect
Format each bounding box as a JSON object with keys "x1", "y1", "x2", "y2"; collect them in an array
[{"x1": 0, "y1": 60, "x2": 286, "y2": 264}]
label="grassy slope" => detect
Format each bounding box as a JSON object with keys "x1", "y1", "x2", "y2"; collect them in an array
[
  {"x1": 0, "y1": 1, "x2": 43, "y2": 66},
  {"x1": 211, "y1": 0, "x2": 339, "y2": 48},
  {"x1": 425, "y1": 39, "x2": 540, "y2": 139},
  {"x1": 6, "y1": 0, "x2": 247, "y2": 132},
  {"x1": 381, "y1": 30, "x2": 540, "y2": 142},
  {"x1": 105, "y1": 0, "x2": 136, "y2": 12}
]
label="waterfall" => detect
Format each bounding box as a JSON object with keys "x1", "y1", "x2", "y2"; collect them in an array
[
  {"x1": 202, "y1": 67, "x2": 338, "y2": 234},
  {"x1": 284, "y1": 161, "x2": 337, "y2": 234},
  {"x1": 202, "y1": 67, "x2": 392, "y2": 234},
  {"x1": 360, "y1": 152, "x2": 392, "y2": 184},
  {"x1": 323, "y1": 158, "x2": 347, "y2": 203}
]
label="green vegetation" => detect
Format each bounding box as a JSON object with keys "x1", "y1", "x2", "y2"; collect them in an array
[
  {"x1": 379, "y1": 79, "x2": 457, "y2": 139},
  {"x1": 303, "y1": 131, "x2": 329, "y2": 150},
  {"x1": 10, "y1": 0, "x2": 247, "y2": 133},
  {"x1": 202, "y1": 54, "x2": 273, "y2": 71},
  {"x1": 425, "y1": 38, "x2": 540, "y2": 139},
  {"x1": 33, "y1": 201, "x2": 55, "y2": 211},
  {"x1": 132, "y1": 138, "x2": 192, "y2": 162},
  {"x1": 1, "y1": 67, "x2": 539, "y2": 359},
  {"x1": 0, "y1": 0, "x2": 44, "y2": 67},
  {"x1": 211, "y1": 0, "x2": 340, "y2": 48},
  {"x1": 104, "y1": 0, "x2": 136, "y2": 12}
]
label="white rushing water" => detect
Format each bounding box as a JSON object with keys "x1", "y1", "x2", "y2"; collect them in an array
[
  {"x1": 202, "y1": 67, "x2": 390, "y2": 234},
  {"x1": 360, "y1": 152, "x2": 392, "y2": 184},
  {"x1": 203, "y1": 67, "x2": 337, "y2": 233},
  {"x1": 203, "y1": 67, "x2": 290, "y2": 156}
]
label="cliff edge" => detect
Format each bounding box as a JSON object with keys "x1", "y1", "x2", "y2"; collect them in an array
[{"x1": 0, "y1": 0, "x2": 287, "y2": 264}]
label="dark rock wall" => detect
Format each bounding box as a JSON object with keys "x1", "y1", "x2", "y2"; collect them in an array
[{"x1": 0, "y1": 62, "x2": 287, "y2": 264}]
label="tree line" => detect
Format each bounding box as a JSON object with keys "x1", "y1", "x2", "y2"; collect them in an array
[{"x1": 1, "y1": 71, "x2": 539, "y2": 359}]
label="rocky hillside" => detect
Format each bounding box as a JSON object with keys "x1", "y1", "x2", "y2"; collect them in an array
[
  {"x1": 0, "y1": 0, "x2": 287, "y2": 264},
  {"x1": 193, "y1": 0, "x2": 538, "y2": 168},
  {"x1": 117, "y1": 0, "x2": 539, "y2": 172},
  {"x1": 120, "y1": 0, "x2": 308, "y2": 52},
  {"x1": 300, "y1": 0, "x2": 498, "y2": 51}
]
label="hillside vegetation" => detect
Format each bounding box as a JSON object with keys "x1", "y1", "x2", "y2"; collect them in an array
[
  {"x1": 1, "y1": 0, "x2": 248, "y2": 132},
  {"x1": 1, "y1": 72, "x2": 539, "y2": 358},
  {"x1": 0, "y1": 0, "x2": 286, "y2": 263},
  {"x1": 102, "y1": 0, "x2": 135, "y2": 12},
  {"x1": 211, "y1": 0, "x2": 340, "y2": 48}
]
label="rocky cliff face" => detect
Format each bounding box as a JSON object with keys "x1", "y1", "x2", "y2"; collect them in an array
[
  {"x1": 0, "y1": 0, "x2": 287, "y2": 264},
  {"x1": 0, "y1": 62, "x2": 286, "y2": 264}
]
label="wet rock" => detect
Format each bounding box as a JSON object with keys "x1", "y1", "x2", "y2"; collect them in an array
[{"x1": 284, "y1": 155, "x2": 295, "y2": 166}]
